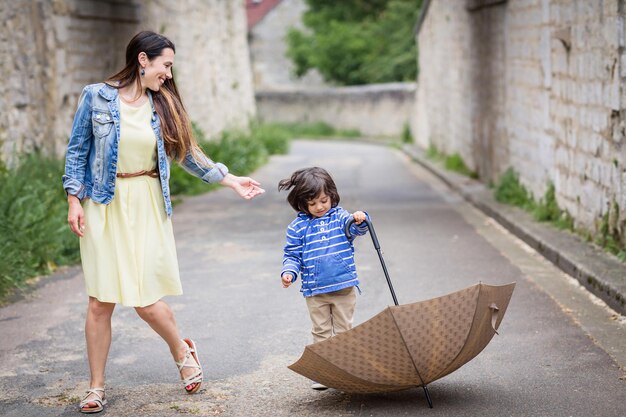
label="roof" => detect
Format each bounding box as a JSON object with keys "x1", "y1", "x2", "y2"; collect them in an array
[{"x1": 246, "y1": 0, "x2": 284, "y2": 30}]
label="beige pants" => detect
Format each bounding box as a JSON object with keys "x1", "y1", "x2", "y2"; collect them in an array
[{"x1": 305, "y1": 286, "x2": 357, "y2": 344}]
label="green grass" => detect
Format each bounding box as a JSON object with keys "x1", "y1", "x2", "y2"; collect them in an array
[
  {"x1": 425, "y1": 145, "x2": 478, "y2": 179},
  {"x1": 532, "y1": 182, "x2": 574, "y2": 230},
  {"x1": 596, "y1": 204, "x2": 626, "y2": 261},
  {"x1": 494, "y1": 167, "x2": 624, "y2": 261},
  {"x1": 250, "y1": 122, "x2": 291, "y2": 155},
  {"x1": 0, "y1": 154, "x2": 80, "y2": 299},
  {"x1": 262, "y1": 122, "x2": 361, "y2": 138},
  {"x1": 444, "y1": 153, "x2": 478, "y2": 179},
  {"x1": 494, "y1": 168, "x2": 533, "y2": 209},
  {"x1": 401, "y1": 123, "x2": 413, "y2": 144},
  {"x1": 494, "y1": 169, "x2": 574, "y2": 230},
  {"x1": 169, "y1": 122, "x2": 291, "y2": 197},
  {"x1": 425, "y1": 144, "x2": 444, "y2": 161}
]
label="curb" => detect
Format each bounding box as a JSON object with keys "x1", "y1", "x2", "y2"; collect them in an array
[{"x1": 402, "y1": 144, "x2": 626, "y2": 316}]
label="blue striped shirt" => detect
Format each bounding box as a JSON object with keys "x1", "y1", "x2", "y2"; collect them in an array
[{"x1": 282, "y1": 206, "x2": 369, "y2": 297}]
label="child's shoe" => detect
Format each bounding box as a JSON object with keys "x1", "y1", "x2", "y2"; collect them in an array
[{"x1": 311, "y1": 382, "x2": 328, "y2": 390}]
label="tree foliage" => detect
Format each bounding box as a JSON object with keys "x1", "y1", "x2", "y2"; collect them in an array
[{"x1": 287, "y1": 0, "x2": 422, "y2": 86}]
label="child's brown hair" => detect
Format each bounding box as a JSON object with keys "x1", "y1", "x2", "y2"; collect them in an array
[{"x1": 278, "y1": 167, "x2": 340, "y2": 214}]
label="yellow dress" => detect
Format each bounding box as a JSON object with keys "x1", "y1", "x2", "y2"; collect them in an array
[{"x1": 80, "y1": 100, "x2": 182, "y2": 307}]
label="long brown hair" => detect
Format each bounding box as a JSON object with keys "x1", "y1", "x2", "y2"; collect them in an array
[{"x1": 106, "y1": 31, "x2": 202, "y2": 162}]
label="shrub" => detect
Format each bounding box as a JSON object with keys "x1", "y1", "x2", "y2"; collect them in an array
[
  {"x1": 401, "y1": 123, "x2": 413, "y2": 144},
  {"x1": 494, "y1": 168, "x2": 533, "y2": 209},
  {"x1": 251, "y1": 123, "x2": 291, "y2": 155},
  {"x1": 0, "y1": 154, "x2": 80, "y2": 298},
  {"x1": 444, "y1": 153, "x2": 478, "y2": 179},
  {"x1": 425, "y1": 145, "x2": 477, "y2": 178},
  {"x1": 596, "y1": 204, "x2": 626, "y2": 260},
  {"x1": 425, "y1": 144, "x2": 444, "y2": 161},
  {"x1": 206, "y1": 129, "x2": 269, "y2": 176},
  {"x1": 169, "y1": 123, "x2": 287, "y2": 197},
  {"x1": 532, "y1": 182, "x2": 574, "y2": 230}
]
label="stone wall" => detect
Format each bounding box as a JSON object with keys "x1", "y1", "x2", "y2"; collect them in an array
[
  {"x1": 248, "y1": 0, "x2": 325, "y2": 89},
  {"x1": 415, "y1": 0, "x2": 625, "y2": 235},
  {"x1": 256, "y1": 83, "x2": 416, "y2": 137},
  {"x1": 0, "y1": 0, "x2": 255, "y2": 163},
  {"x1": 141, "y1": 1, "x2": 255, "y2": 139}
]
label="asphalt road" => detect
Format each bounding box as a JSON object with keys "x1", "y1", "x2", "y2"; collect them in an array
[{"x1": 0, "y1": 140, "x2": 624, "y2": 416}]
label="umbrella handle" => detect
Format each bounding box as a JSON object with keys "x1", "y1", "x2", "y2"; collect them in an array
[{"x1": 345, "y1": 217, "x2": 399, "y2": 306}]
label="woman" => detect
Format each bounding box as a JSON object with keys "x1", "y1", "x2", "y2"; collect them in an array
[{"x1": 63, "y1": 31, "x2": 264, "y2": 413}]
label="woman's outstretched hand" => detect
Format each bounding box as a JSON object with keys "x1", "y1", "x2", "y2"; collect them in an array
[{"x1": 220, "y1": 174, "x2": 265, "y2": 200}]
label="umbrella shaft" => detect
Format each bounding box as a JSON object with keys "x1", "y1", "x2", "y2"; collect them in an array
[
  {"x1": 376, "y1": 248, "x2": 399, "y2": 306},
  {"x1": 345, "y1": 217, "x2": 399, "y2": 306}
]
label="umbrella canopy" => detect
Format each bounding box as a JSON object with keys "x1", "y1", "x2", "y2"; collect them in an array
[{"x1": 289, "y1": 282, "x2": 516, "y2": 394}]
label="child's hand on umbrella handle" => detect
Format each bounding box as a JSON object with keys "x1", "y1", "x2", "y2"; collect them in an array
[
  {"x1": 282, "y1": 273, "x2": 293, "y2": 288},
  {"x1": 352, "y1": 211, "x2": 366, "y2": 224}
]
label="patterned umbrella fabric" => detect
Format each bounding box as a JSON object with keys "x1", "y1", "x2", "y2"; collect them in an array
[{"x1": 289, "y1": 282, "x2": 516, "y2": 394}]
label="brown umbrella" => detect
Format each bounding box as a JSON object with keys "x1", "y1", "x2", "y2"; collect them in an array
[{"x1": 288, "y1": 219, "x2": 516, "y2": 408}]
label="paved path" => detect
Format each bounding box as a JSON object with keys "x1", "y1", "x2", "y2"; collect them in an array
[{"x1": 0, "y1": 140, "x2": 624, "y2": 416}]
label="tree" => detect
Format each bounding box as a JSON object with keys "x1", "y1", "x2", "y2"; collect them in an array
[{"x1": 286, "y1": 0, "x2": 422, "y2": 86}]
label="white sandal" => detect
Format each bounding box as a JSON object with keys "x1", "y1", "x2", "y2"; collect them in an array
[
  {"x1": 79, "y1": 387, "x2": 106, "y2": 414},
  {"x1": 175, "y1": 338, "x2": 203, "y2": 394}
]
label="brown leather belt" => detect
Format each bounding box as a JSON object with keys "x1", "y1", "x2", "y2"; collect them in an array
[{"x1": 116, "y1": 169, "x2": 159, "y2": 179}]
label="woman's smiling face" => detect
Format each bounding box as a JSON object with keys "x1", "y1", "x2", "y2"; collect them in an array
[{"x1": 142, "y1": 47, "x2": 174, "y2": 91}]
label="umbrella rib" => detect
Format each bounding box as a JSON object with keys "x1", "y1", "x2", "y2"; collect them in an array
[{"x1": 389, "y1": 308, "x2": 426, "y2": 387}]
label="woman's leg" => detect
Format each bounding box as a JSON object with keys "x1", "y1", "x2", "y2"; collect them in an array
[
  {"x1": 134, "y1": 300, "x2": 199, "y2": 391},
  {"x1": 82, "y1": 297, "x2": 116, "y2": 410}
]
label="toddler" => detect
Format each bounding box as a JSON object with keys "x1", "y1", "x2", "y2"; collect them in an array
[{"x1": 279, "y1": 167, "x2": 369, "y2": 390}]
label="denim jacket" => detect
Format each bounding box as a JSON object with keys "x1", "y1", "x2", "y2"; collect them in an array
[
  {"x1": 62, "y1": 83, "x2": 228, "y2": 216},
  {"x1": 282, "y1": 207, "x2": 369, "y2": 297}
]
